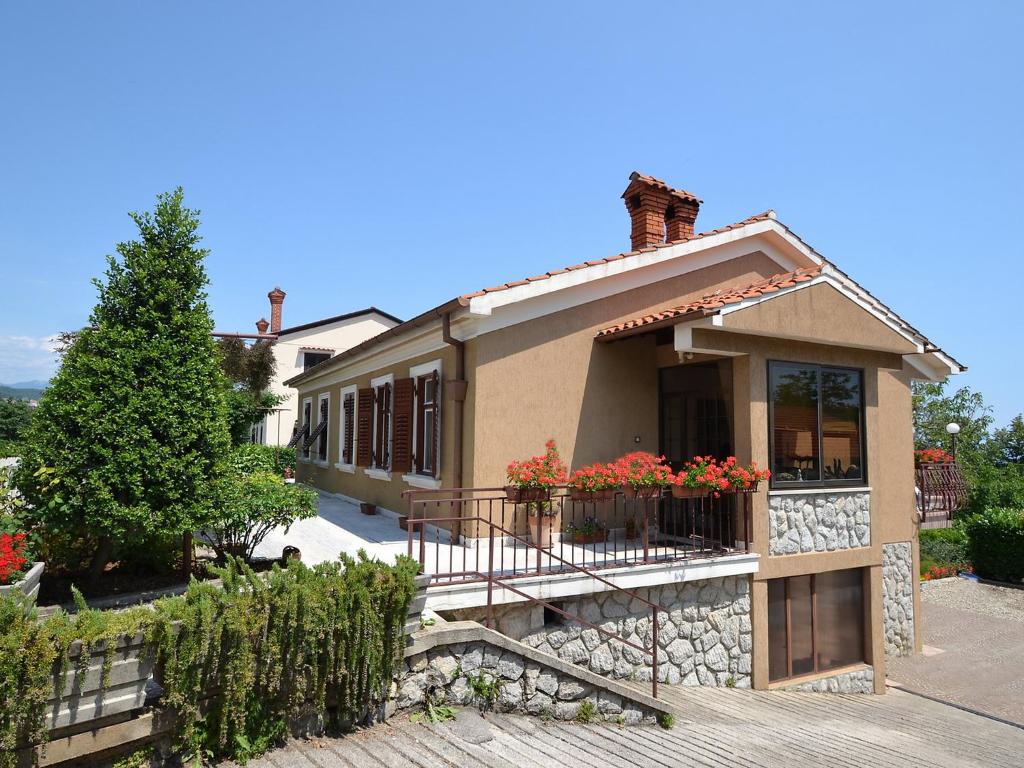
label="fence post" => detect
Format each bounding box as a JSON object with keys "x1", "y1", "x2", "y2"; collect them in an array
[
  {"x1": 487, "y1": 523, "x2": 495, "y2": 628},
  {"x1": 652, "y1": 606, "x2": 659, "y2": 699}
]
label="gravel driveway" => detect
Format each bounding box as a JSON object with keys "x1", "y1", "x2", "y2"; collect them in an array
[{"x1": 886, "y1": 577, "x2": 1024, "y2": 724}]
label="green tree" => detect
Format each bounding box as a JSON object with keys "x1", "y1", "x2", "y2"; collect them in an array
[
  {"x1": 216, "y1": 336, "x2": 281, "y2": 445},
  {"x1": 0, "y1": 399, "x2": 33, "y2": 455},
  {"x1": 16, "y1": 189, "x2": 231, "y2": 579},
  {"x1": 988, "y1": 414, "x2": 1024, "y2": 466},
  {"x1": 912, "y1": 380, "x2": 992, "y2": 460}
]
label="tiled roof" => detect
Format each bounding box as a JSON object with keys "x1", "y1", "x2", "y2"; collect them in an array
[
  {"x1": 595, "y1": 267, "x2": 824, "y2": 339},
  {"x1": 460, "y1": 210, "x2": 777, "y2": 301},
  {"x1": 625, "y1": 172, "x2": 702, "y2": 203},
  {"x1": 298, "y1": 345, "x2": 335, "y2": 353}
]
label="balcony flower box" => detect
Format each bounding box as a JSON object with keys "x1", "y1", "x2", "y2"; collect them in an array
[
  {"x1": 0, "y1": 560, "x2": 44, "y2": 606},
  {"x1": 505, "y1": 486, "x2": 551, "y2": 504},
  {"x1": 568, "y1": 487, "x2": 617, "y2": 502},
  {"x1": 671, "y1": 484, "x2": 707, "y2": 499},
  {"x1": 615, "y1": 452, "x2": 672, "y2": 500},
  {"x1": 505, "y1": 440, "x2": 567, "y2": 505},
  {"x1": 567, "y1": 463, "x2": 620, "y2": 502}
]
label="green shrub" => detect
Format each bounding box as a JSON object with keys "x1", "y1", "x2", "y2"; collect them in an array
[
  {"x1": 919, "y1": 526, "x2": 970, "y2": 569},
  {"x1": 965, "y1": 508, "x2": 1024, "y2": 583},
  {"x1": 200, "y1": 472, "x2": 317, "y2": 562},
  {"x1": 962, "y1": 463, "x2": 1024, "y2": 516},
  {"x1": 227, "y1": 444, "x2": 295, "y2": 477}
]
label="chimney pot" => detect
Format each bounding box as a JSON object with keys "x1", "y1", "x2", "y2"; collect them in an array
[
  {"x1": 267, "y1": 287, "x2": 286, "y2": 333},
  {"x1": 255, "y1": 317, "x2": 270, "y2": 334},
  {"x1": 621, "y1": 172, "x2": 702, "y2": 251}
]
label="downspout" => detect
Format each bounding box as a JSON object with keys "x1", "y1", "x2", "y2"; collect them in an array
[{"x1": 442, "y1": 311, "x2": 467, "y2": 542}]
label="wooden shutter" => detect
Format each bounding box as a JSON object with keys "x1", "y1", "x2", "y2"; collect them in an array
[
  {"x1": 391, "y1": 377, "x2": 414, "y2": 473},
  {"x1": 432, "y1": 370, "x2": 441, "y2": 478},
  {"x1": 356, "y1": 388, "x2": 373, "y2": 467}
]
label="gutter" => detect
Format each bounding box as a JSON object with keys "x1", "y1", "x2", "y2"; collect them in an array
[{"x1": 442, "y1": 311, "x2": 467, "y2": 541}]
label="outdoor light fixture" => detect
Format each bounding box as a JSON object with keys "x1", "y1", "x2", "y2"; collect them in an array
[{"x1": 946, "y1": 422, "x2": 961, "y2": 457}]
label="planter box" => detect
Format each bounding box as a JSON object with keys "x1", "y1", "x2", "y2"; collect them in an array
[
  {"x1": 360, "y1": 502, "x2": 377, "y2": 516},
  {"x1": 568, "y1": 488, "x2": 616, "y2": 502},
  {"x1": 671, "y1": 485, "x2": 708, "y2": 500},
  {"x1": 505, "y1": 486, "x2": 551, "y2": 504},
  {"x1": 0, "y1": 561, "x2": 44, "y2": 606},
  {"x1": 47, "y1": 632, "x2": 155, "y2": 731},
  {"x1": 569, "y1": 530, "x2": 608, "y2": 545}
]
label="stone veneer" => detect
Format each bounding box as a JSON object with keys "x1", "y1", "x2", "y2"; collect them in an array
[
  {"x1": 455, "y1": 576, "x2": 752, "y2": 688},
  {"x1": 882, "y1": 541, "x2": 915, "y2": 656},
  {"x1": 397, "y1": 641, "x2": 661, "y2": 724},
  {"x1": 782, "y1": 666, "x2": 875, "y2": 694},
  {"x1": 768, "y1": 491, "x2": 871, "y2": 555}
]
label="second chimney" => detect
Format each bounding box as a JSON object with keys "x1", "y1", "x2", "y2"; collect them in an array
[
  {"x1": 621, "y1": 172, "x2": 702, "y2": 251},
  {"x1": 268, "y1": 287, "x2": 286, "y2": 333}
]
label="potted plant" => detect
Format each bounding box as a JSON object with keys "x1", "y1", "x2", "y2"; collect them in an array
[
  {"x1": 719, "y1": 457, "x2": 771, "y2": 493},
  {"x1": 283, "y1": 466, "x2": 296, "y2": 484},
  {"x1": 614, "y1": 451, "x2": 672, "y2": 500},
  {"x1": 566, "y1": 517, "x2": 607, "y2": 545},
  {"x1": 505, "y1": 440, "x2": 567, "y2": 503},
  {"x1": 567, "y1": 463, "x2": 620, "y2": 502},
  {"x1": 0, "y1": 531, "x2": 43, "y2": 606},
  {"x1": 915, "y1": 448, "x2": 955, "y2": 466}
]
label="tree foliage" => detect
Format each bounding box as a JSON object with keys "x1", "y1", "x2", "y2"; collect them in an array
[
  {"x1": 0, "y1": 399, "x2": 32, "y2": 455},
  {"x1": 217, "y1": 337, "x2": 281, "y2": 446},
  {"x1": 912, "y1": 380, "x2": 992, "y2": 459},
  {"x1": 15, "y1": 189, "x2": 231, "y2": 575}
]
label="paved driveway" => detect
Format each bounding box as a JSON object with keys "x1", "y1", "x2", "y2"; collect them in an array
[
  {"x1": 247, "y1": 688, "x2": 1024, "y2": 768},
  {"x1": 886, "y1": 578, "x2": 1024, "y2": 725}
]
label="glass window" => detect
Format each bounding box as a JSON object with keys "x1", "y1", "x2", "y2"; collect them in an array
[
  {"x1": 415, "y1": 372, "x2": 440, "y2": 477},
  {"x1": 769, "y1": 362, "x2": 865, "y2": 487},
  {"x1": 767, "y1": 568, "x2": 865, "y2": 682},
  {"x1": 303, "y1": 351, "x2": 331, "y2": 371}
]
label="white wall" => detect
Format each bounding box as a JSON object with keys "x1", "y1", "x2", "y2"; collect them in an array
[{"x1": 260, "y1": 314, "x2": 398, "y2": 446}]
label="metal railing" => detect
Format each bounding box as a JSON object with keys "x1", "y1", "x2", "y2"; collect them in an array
[
  {"x1": 402, "y1": 486, "x2": 758, "y2": 699},
  {"x1": 915, "y1": 463, "x2": 968, "y2": 526}
]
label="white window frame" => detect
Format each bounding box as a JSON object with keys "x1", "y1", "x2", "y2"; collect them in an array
[
  {"x1": 335, "y1": 384, "x2": 358, "y2": 473},
  {"x1": 314, "y1": 392, "x2": 330, "y2": 466},
  {"x1": 404, "y1": 359, "x2": 443, "y2": 488},
  {"x1": 366, "y1": 373, "x2": 394, "y2": 479},
  {"x1": 299, "y1": 396, "x2": 313, "y2": 461}
]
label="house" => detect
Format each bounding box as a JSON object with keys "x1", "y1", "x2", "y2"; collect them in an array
[
  {"x1": 284, "y1": 172, "x2": 963, "y2": 694},
  {"x1": 238, "y1": 288, "x2": 401, "y2": 445}
]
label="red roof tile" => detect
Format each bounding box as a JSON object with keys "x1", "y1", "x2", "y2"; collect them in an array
[
  {"x1": 595, "y1": 266, "x2": 823, "y2": 339},
  {"x1": 460, "y1": 210, "x2": 776, "y2": 302},
  {"x1": 625, "y1": 172, "x2": 702, "y2": 204}
]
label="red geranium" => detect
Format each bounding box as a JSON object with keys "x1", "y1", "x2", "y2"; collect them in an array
[
  {"x1": 507, "y1": 440, "x2": 568, "y2": 489},
  {"x1": 567, "y1": 463, "x2": 621, "y2": 493},
  {"x1": 0, "y1": 532, "x2": 29, "y2": 585},
  {"x1": 614, "y1": 452, "x2": 673, "y2": 490},
  {"x1": 915, "y1": 448, "x2": 954, "y2": 465},
  {"x1": 672, "y1": 456, "x2": 771, "y2": 498}
]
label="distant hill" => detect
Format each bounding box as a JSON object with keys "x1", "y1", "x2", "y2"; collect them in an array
[{"x1": 0, "y1": 384, "x2": 44, "y2": 401}]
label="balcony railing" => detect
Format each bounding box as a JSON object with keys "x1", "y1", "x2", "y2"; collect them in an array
[
  {"x1": 403, "y1": 486, "x2": 754, "y2": 585},
  {"x1": 916, "y1": 462, "x2": 969, "y2": 528}
]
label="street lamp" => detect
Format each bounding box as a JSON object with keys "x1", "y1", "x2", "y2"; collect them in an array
[{"x1": 946, "y1": 422, "x2": 961, "y2": 458}]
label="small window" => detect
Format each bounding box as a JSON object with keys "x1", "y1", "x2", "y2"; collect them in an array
[
  {"x1": 303, "y1": 352, "x2": 331, "y2": 371},
  {"x1": 768, "y1": 569, "x2": 865, "y2": 682},
  {"x1": 372, "y1": 380, "x2": 392, "y2": 470},
  {"x1": 769, "y1": 362, "x2": 865, "y2": 487},
  {"x1": 341, "y1": 389, "x2": 356, "y2": 465},
  {"x1": 415, "y1": 371, "x2": 440, "y2": 477},
  {"x1": 317, "y1": 395, "x2": 329, "y2": 462}
]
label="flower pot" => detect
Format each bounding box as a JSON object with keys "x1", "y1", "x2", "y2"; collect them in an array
[
  {"x1": 505, "y1": 486, "x2": 550, "y2": 503},
  {"x1": 0, "y1": 561, "x2": 44, "y2": 606},
  {"x1": 360, "y1": 502, "x2": 377, "y2": 516},
  {"x1": 568, "y1": 487, "x2": 616, "y2": 502},
  {"x1": 529, "y1": 513, "x2": 558, "y2": 550},
  {"x1": 626, "y1": 486, "x2": 664, "y2": 501},
  {"x1": 671, "y1": 485, "x2": 708, "y2": 499},
  {"x1": 571, "y1": 530, "x2": 608, "y2": 545},
  {"x1": 724, "y1": 480, "x2": 760, "y2": 494}
]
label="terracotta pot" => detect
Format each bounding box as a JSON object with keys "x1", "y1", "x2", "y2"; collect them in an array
[
  {"x1": 571, "y1": 530, "x2": 608, "y2": 545},
  {"x1": 568, "y1": 487, "x2": 616, "y2": 502},
  {"x1": 529, "y1": 513, "x2": 558, "y2": 549},
  {"x1": 723, "y1": 481, "x2": 760, "y2": 495},
  {"x1": 505, "y1": 486, "x2": 550, "y2": 503},
  {"x1": 626, "y1": 486, "x2": 664, "y2": 500},
  {"x1": 671, "y1": 485, "x2": 708, "y2": 499}
]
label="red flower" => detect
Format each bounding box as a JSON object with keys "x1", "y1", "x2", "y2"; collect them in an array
[
  {"x1": 0, "y1": 532, "x2": 29, "y2": 585},
  {"x1": 507, "y1": 440, "x2": 568, "y2": 489}
]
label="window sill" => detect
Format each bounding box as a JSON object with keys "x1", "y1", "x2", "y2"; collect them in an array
[
  {"x1": 768, "y1": 486, "x2": 871, "y2": 496},
  {"x1": 310, "y1": 459, "x2": 329, "y2": 468},
  {"x1": 364, "y1": 468, "x2": 392, "y2": 482},
  {"x1": 334, "y1": 463, "x2": 356, "y2": 474},
  {"x1": 767, "y1": 662, "x2": 872, "y2": 690},
  {"x1": 402, "y1": 473, "x2": 442, "y2": 490},
  {"x1": 298, "y1": 456, "x2": 313, "y2": 464}
]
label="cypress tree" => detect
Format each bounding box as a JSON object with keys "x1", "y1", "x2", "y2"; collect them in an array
[{"x1": 17, "y1": 189, "x2": 231, "y2": 579}]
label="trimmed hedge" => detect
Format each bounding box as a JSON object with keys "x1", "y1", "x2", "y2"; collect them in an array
[
  {"x1": 965, "y1": 508, "x2": 1024, "y2": 583},
  {"x1": 919, "y1": 526, "x2": 970, "y2": 570}
]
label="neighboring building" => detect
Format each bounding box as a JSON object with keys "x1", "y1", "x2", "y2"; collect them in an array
[
  {"x1": 244, "y1": 288, "x2": 401, "y2": 446},
  {"x1": 284, "y1": 172, "x2": 962, "y2": 693}
]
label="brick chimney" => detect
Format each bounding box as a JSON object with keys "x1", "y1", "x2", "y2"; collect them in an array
[
  {"x1": 267, "y1": 287, "x2": 286, "y2": 333},
  {"x1": 255, "y1": 317, "x2": 270, "y2": 335},
  {"x1": 621, "y1": 172, "x2": 702, "y2": 251}
]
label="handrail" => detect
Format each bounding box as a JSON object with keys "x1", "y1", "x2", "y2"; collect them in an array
[{"x1": 406, "y1": 513, "x2": 662, "y2": 697}]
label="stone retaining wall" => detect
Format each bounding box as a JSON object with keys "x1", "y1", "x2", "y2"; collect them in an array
[
  {"x1": 782, "y1": 666, "x2": 874, "y2": 694},
  {"x1": 768, "y1": 491, "x2": 871, "y2": 555},
  {"x1": 882, "y1": 541, "x2": 915, "y2": 656},
  {"x1": 398, "y1": 640, "x2": 661, "y2": 724},
  {"x1": 454, "y1": 575, "x2": 752, "y2": 689}
]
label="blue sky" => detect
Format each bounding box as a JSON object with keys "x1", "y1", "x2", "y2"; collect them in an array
[{"x1": 0, "y1": 2, "x2": 1021, "y2": 425}]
